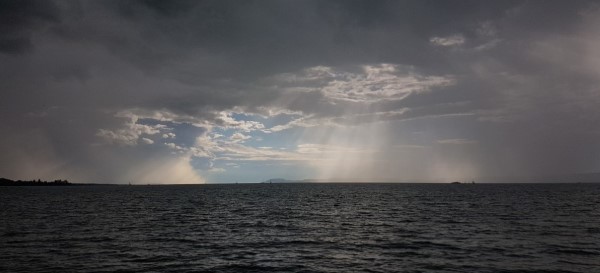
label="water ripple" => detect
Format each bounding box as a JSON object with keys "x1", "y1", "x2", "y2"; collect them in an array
[{"x1": 1, "y1": 183, "x2": 599, "y2": 272}]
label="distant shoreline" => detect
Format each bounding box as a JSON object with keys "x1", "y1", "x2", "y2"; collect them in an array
[
  {"x1": 2, "y1": 177, "x2": 599, "y2": 186},
  {"x1": 0, "y1": 178, "x2": 72, "y2": 186}
]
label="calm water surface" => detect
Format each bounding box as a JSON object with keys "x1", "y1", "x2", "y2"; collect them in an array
[{"x1": 1, "y1": 183, "x2": 599, "y2": 272}]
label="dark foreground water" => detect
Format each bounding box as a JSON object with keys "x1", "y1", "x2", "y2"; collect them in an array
[{"x1": 1, "y1": 183, "x2": 599, "y2": 273}]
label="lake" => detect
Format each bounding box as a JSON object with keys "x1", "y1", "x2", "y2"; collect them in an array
[{"x1": 1, "y1": 183, "x2": 599, "y2": 272}]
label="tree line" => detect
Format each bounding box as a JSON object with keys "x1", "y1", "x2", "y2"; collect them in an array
[{"x1": 0, "y1": 178, "x2": 71, "y2": 186}]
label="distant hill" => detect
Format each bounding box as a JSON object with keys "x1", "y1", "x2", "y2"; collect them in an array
[
  {"x1": 261, "y1": 178, "x2": 317, "y2": 183},
  {"x1": 0, "y1": 178, "x2": 71, "y2": 186},
  {"x1": 261, "y1": 173, "x2": 600, "y2": 184}
]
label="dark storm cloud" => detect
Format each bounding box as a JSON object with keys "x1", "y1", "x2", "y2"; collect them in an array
[
  {"x1": 37, "y1": 0, "x2": 515, "y2": 77},
  {"x1": 0, "y1": 0, "x2": 60, "y2": 54},
  {"x1": 1, "y1": 0, "x2": 599, "y2": 182}
]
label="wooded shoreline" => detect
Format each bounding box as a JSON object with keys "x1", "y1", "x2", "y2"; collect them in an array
[{"x1": 0, "y1": 178, "x2": 71, "y2": 186}]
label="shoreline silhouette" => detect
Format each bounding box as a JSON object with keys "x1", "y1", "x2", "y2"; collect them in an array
[{"x1": 0, "y1": 177, "x2": 71, "y2": 186}]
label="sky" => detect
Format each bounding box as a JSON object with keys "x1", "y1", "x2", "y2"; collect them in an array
[{"x1": 1, "y1": 0, "x2": 600, "y2": 184}]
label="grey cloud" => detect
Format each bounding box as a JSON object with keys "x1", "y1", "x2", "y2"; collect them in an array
[
  {"x1": 1, "y1": 0, "x2": 599, "y2": 182},
  {"x1": 0, "y1": 0, "x2": 60, "y2": 54}
]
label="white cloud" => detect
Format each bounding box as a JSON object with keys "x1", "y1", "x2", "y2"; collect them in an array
[
  {"x1": 140, "y1": 137, "x2": 154, "y2": 144},
  {"x1": 193, "y1": 134, "x2": 315, "y2": 162},
  {"x1": 162, "y1": 132, "x2": 176, "y2": 139},
  {"x1": 277, "y1": 64, "x2": 455, "y2": 103},
  {"x1": 437, "y1": 139, "x2": 478, "y2": 145},
  {"x1": 230, "y1": 132, "x2": 251, "y2": 143},
  {"x1": 215, "y1": 111, "x2": 265, "y2": 132},
  {"x1": 207, "y1": 167, "x2": 226, "y2": 173},
  {"x1": 96, "y1": 112, "x2": 165, "y2": 145},
  {"x1": 265, "y1": 116, "x2": 320, "y2": 132},
  {"x1": 321, "y1": 64, "x2": 454, "y2": 102},
  {"x1": 430, "y1": 35, "x2": 466, "y2": 47},
  {"x1": 165, "y1": 142, "x2": 185, "y2": 151},
  {"x1": 225, "y1": 162, "x2": 240, "y2": 168}
]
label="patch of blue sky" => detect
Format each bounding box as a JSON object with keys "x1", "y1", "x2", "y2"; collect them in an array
[
  {"x1": 231, "y1": 111, "x2": 303, "y2": 129},
  {"x1": 250, "y1": 127, "x2": 304, "y2": 149},
  {"x1": 137, "y1": 118, "x2": 206, "y2": 147},
  {"x1": 205, "y1": 160, "x2": 315, "y2": 183},
  {"x1": 213, "y1": 114, "x2": 306, "y2": 149}
]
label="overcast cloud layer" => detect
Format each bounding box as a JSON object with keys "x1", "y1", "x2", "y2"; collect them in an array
[{"x1": 1, "y1": 0, "x2": 599, "y2": 183}]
